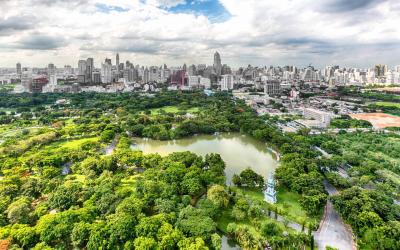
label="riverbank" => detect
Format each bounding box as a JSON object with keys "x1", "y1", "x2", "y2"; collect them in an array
[{"x1": 266, "y1": 146, "x2": 281, "y2": 162}]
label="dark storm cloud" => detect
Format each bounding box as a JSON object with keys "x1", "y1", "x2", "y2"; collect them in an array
[
  {"x1": 0, "y1": 16, "x2": 36, "y2": 35},
  {"x1": 320, "y1": 0, "x2": 386, "y2": 13},
  {"x1": 16, "y1": 34, "x2": 68, "y2": 50}
]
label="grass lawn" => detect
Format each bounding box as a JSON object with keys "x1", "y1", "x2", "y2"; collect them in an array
[
  {"x1": 233, "y1": 186, "x2": 321, "y2": 226},
  {"x1": 45, "y1": 137, "x2": 100, "y2": 151},
  {"x1": 276, "y1": 186, "x2": 321, "y2": 226},
  {"x1": 375, "y1": 102, "x2": 400, "y2": 108},
  {"x1": 0, "y1": 107, "x2": 16, "y2": 114},
  {"x1": 149, "y1": 106, "x2": 200, "y2": 115}
]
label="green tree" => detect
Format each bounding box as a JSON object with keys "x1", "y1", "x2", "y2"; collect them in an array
[
  {"x1": 134, "y1": 237, "x2": 157, "y2": 250},
  {"x1": 239, "y1": 168, "x2": 264, "y2": 188},
  {"x1": 207, "y1": 185, "x2": 229, "y2": 208},
  {"x1": 211, "y1": 233, "x2": 222, "y2": 250},
  {"x1": 6, "y1": 197, "x2": 32, "y2": 224}
]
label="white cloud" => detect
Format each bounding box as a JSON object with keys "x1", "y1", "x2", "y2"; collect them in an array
[{"x1": 0, "y1": 0, "x2": 399, "y2": 68}]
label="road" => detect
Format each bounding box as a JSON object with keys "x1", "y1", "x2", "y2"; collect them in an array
[{"x1": 315, "y1": 181, "x2": 355, "y2": 250}]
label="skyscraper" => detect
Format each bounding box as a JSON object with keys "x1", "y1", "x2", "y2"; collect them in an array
[
  {"x1": 78, "y1": 60, "x2": 87, "y2": 75},
  {"x1": 213, "y1": 51, "x2": 222, "y2": 77},
  {"x1": 101, "y1": 61, "x2": 112, "y2": 83},
  {"x1": 47, "y1": 63, "x2": 55, "y2": 76},
  {"x1": 16, "y1": 63, "x2": 22, "y2": 80},
  {"x1": 116, "y1": 53, "x2": 120, "y2": 68},
  {"x1": 78, "y1": 60, "x2": 87, "y2": 83},
  {"x1": 143, "y1": 67, "x2": 150, "y2": 83},
  {"x1": 86, "y1": 58, "x2": 94, "y2": 84}
]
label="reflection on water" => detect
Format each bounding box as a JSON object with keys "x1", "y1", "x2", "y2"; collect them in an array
[{"x1": 131, "y1": 133, "x2": 277, "y2": 184}]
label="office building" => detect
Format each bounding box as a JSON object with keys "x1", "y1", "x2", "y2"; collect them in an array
[
  {"x1": 213, "y1": 51, "x2": 222, "y2": 76},
  {"x1": 78, "y1": 60, "x2": 87, "y2": 83},
  {"x1": 101, "y1": 62, "x2": 112, "y2": 83},
  {"x1": 16, "y1": 63, "x2": 22, "y2": 79},
  {"x1": 303, "y1": 108, "x2": 335, "y2": 128},
  {"x1": 47, "y1": 63, "x2": 55, "y2": 76},
  {"x1": 221, "y1": 74, "x2": 234, "y2": 91},
  {"x1": 116, "y1": 53, "x2": 119, "y2": 68},
  {"x1": 374, "y1": 64, "x2": 388, "y2": 78},
  {"x1": 21, "y1": 68, "x2": 32, "y2": 92},
  {"x1": 86, "y1": 58, "x2": 94, "y2": 84},
  {"x1": 92, "y1": 71, "x2": 101, "y2": 84},
  {"x1": 264, "y1": 80, "x2": 281, "y2": 96}
]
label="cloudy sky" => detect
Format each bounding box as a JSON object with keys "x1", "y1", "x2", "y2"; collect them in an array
[{"x1": 1, "y1": 0, "x2": 400, "y2": 68}]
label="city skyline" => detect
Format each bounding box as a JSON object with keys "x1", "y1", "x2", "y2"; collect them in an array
[{"x1": 1, "y1": 0, "x2": 400, "y2": 68}]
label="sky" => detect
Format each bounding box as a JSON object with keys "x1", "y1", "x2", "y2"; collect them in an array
[{"x1": 0, "y1": 0, "x2": 400, "y2": 68}]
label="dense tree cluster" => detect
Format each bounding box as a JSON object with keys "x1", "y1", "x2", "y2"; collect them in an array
[
  {"x1": 313, "y1": 131, "x2": 400, "y2": 249},
  {"x1": 2, "y1": 90, "x2": 398, "y2": 248}
]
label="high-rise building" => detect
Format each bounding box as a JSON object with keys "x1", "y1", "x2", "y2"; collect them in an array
[
  {"x1": 92, "y1": 71, "x2": 101, "y2": 84},
  {"x1": 86, "y1": 58, "x2": 94, "y2": 84},
  {"x1": 264, "y1": 80, "x2": 281, "y2": 96},
  {"x1": 149, "y1": 66, "x2": 159, "y2": 82},
  {"x1": 143, "y1": 67, "x2": 150, "y2": 83},
  {"x1": 16, "y1": 63, "x2": 22, "y2": 80},
  {"x1": 105, "y1": 58, "x2": 112, "y2": 65},
  {"x1": 188, "y1": 65, "x2": 196, "y2": 76},
  {"x1": 64, "y1": 65, "x2": 73, "y2": 76},
  {"x1": 161, "y1": 67, "x2": 171, "y2": 83},
  {"x1": 47, "y1": 63, "x2": 55, "y2": 76},
  {"x1": 78, "y1": 60, "x2": 87, "y2": 75},
  {"x1": 213, "y1": 51, "x2": 222, "y2": 76},
  {"x1": 116, "y1": 53, "x2": 120, "y2": 68},
  {"x1": 21, "y1": 68, "x2": 32, "y2": 92},
  {"x1": 101, "y1": 62, "x2": 112, "y2": 83},
  {"x1": 301, "y1": 66, "x2": 319, "y2": 82},
  {"x1": 221, "y1": 74, "x2": 234, "y2": 91},
  {"x1": 78, "y1": 60, "x2": 87, "y2": 83},
  {"x1": 221, "y1": 64, "x2": 231, "y2": 75},
  {"x1": 49, "y1": 75, "x2": 57, "y2": 86},
  {"x1": 374, "y1": 64, "x2": 388, "y2": 78}
]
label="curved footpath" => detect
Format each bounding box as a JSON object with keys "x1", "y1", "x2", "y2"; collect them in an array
[{"x1": 314, "y1": 181, "x2": 356, "y2": 250}]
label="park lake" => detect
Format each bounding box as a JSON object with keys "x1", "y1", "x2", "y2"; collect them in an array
[{"x1": 130, "y1": 133, "x2": 278, "y2": 184}]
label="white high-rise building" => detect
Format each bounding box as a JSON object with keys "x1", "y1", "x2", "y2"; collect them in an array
[
  {"x1": 387, "y1": 71, "x2": 400, "y2": 84},
  {"x1": 188, "y1": 76, "x2": 200, "y2": 88},
  {"x1": 221, "y1": 74, "x2": 234, "y2": 90},
  {"x1": 64, "y1": 65, "x2": 73, "y2": 76},
  {"x1": 302, "y1": 67, "x2": 320, "y2": 82},
  {"x1": 101, "y1": 62, "x2": 112, "y2": 83},
  {"x1": 49, "y1": 75, "x2": 57, "y2": 85},
  {"x1": 21, "y1": 68, "x2": 32, "y2": 92}
]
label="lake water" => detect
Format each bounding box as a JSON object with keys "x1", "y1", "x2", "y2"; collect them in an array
[{"x1": 131, "y1": 133, "x2": 278, "y2": 184}]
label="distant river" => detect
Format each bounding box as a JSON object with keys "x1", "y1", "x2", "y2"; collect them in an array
[{"x1": 131, "y1": 133, "x2": 278, "y2": 184}]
